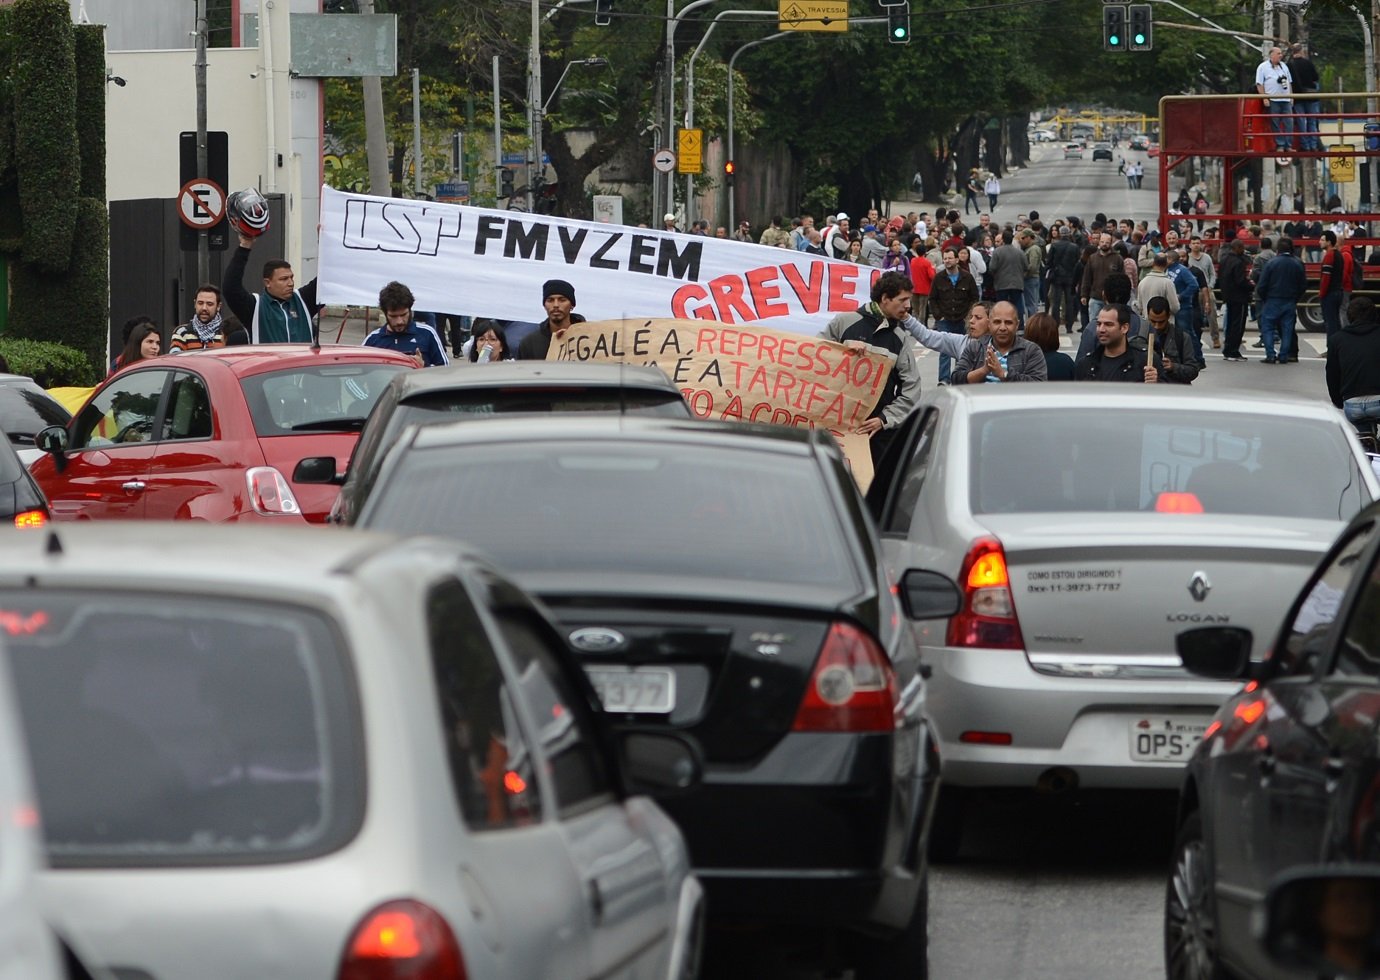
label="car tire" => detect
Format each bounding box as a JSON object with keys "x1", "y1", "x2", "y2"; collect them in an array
[
  {"x1": 1297, "y1": 295, "x2": 1324, "y2": 333},
  {"x1": 926, "y1": 786, "x2": 966, "y2": 863},
  {"x1": 854, "y1": 871, "x2": 929, "y2": 980},
  {"x1": 1164, "y1": 810, "x2": 1228, "y2": 980}
]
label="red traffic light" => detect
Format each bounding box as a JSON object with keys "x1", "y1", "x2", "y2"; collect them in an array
[{"x1": 724, "y1": 160, "x2": 736, "y2": 175}]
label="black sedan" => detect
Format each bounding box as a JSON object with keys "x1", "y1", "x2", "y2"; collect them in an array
[
  {"x1": 1166, "y1": 499, "x2": 1380, "y2": 980},
  {"x1": 349, "y1": 416, "x2": 960, "y2": 978},
  {"x1": 0, "y1": 421, "x2": 49, "y2": 528}
]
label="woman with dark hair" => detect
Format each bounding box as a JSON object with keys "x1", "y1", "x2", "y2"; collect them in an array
[
  {"x1": 1024, "y1": 312, "x2": 1075, "y2": 380},
  {"x1": 469, "y1": 321, "x2": 513, "y2": 363},
  {"x1": 110, "y1": 321, "x2": 161, "y2": 376}
]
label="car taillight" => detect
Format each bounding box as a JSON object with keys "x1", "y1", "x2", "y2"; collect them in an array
[
  {"x1": 245, "y1": 466, "x2": 302, "y2": 516},
  {"x1": 947, "y1": 537, "x2": 1023, "y2": 649},
  {"x1": 13, "y1": 509, "x2": 47, "y2": 529},
  {"x1": 792, "y1": 622, "x2": 897, "y2": 733},
  {"x1": 338, "y1": 900, "x2": 467, "y2": 980}
]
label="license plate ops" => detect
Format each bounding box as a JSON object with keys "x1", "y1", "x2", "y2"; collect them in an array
[
  {"x1": 584, "y1": 666, "x2": 676, "y2": 714},
  {"x1": 1129, "y1": 717, "x2": 1211, "y2": 762}
]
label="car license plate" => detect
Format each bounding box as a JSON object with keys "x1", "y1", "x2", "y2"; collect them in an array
[
  {"x1": 1129, "y1": 717, "x2": 1210, "y2": 762},
  {"x1": 584, "y1": 667, "x2": 676, "y2": 714}
]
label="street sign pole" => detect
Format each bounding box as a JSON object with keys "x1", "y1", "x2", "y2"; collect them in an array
[{"x1": 194, "y1": 0, "x2": 209, "y2": 285}]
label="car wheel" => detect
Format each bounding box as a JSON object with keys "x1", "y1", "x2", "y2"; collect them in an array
[
  {"x1": 927, "y1": 786, "x2": 966, "y2": 863},
  {"x1": 1164, "y1": 811, "x2": 1227, "y2": 980},
  {"x1": 855, "y1": 871, "x2": 929, "y2": 980},
  {"x1": 1297, "y1": 296, "x2": 1324, "y2": 333}
]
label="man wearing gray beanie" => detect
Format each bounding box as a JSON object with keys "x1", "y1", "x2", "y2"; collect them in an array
[{"x1": 517, "y1": 278, "x2": 585, "y2": 359}]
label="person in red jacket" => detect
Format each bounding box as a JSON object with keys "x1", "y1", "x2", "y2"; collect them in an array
[
  {"x1": 1319, "y1": 230, "x2": 1345, "y2": 338},
  {"x1": 909, "y1": 247, "x2": 936, "y2": 325}
]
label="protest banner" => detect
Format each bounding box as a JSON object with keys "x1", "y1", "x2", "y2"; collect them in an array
[
  {"x1": 316, "y1": 186, "x2": 881, "y2": 336},
  {"x1": 548, "y1": 318, "x2": 893, "y2": 489}
]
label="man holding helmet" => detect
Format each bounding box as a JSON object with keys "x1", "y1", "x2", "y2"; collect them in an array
[{"x1": 221, "y1": 188, "x2": 318, "y2": 344}]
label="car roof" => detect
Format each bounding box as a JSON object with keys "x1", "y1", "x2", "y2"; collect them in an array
[
  {"x1": 386, "y1": 361, "x2": 681, "y2": 402},
  {"x1": 163, "y1": 344, "x2": 417, "y2": 377},
  {"x1": 405, "y1": 414, "x2": 830, "y2": 457},
  {"x1": 932, "y1": 384, "x2": 1346, "y2": 422},
  {"x1": 0, "y1": 524, "x2": 416, "y2": 598}
]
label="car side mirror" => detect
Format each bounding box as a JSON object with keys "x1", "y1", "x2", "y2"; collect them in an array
[
  {"x1": 617, "y1": 732, "x2": 701, "y2": 796},
  {"x1": 898, "y1": 569, "x2": 963, "y2": 621},
  {"x1": 293, "y1": 456, "x2": 344, "y2": 485},
  {"x1": 1260, "y1": 868, "x2": 1380, "y2": 978},
  {"x1": 1176, "y1": 626, "x2": 1254, "y2": 679},
  {"x1": 36, "y1": 425, "x2": 68, "y2": 472}
]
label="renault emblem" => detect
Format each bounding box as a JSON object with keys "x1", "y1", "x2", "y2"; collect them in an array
[
  {"x1": 1188, "y1": 572, "x2": 1211, "y2": 603},
  {"x1": 568, "y1": 627, "x2": 628, "y2": 653}
]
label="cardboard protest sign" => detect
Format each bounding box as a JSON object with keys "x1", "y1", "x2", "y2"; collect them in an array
[
  {"x1": 548, "y1": 318, "x2": 893, "y2": 489},
  {"x1": 316, "y1": 186, "x2": 881, "y2": 336}
]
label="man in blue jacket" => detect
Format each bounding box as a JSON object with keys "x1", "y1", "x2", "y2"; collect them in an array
[
  {"x1": 1255, "y1": 236, "x2": 1308, "y2": 364},
  {"x1": 362, "y1": 281, "x2": 448, "y2": 367}
]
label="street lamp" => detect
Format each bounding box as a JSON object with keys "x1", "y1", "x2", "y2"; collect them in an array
[{"x1": 543, "y1": 57, "x2": 609, "y2": 114}]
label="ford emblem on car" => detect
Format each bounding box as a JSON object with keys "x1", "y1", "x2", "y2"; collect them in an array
[{"x1": 568, "y1": 627, "x2": 628, "y2": 653}]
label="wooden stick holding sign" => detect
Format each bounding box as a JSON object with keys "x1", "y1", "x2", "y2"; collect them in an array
[{"x1": 547, "y1": 318, "x2": 895, "y2": 490}]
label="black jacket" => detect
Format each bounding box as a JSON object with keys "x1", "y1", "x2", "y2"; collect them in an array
[
  {"x1": 1217, "y1": 249, "x2": 1253, "y2": 304},
  {"x1": 928, "y1": 270, "x2": 980, "y2": 322},
  {"x1": 1074, "y1": 344, "x2": 1158, "y2": 382},
  {"x1": 1326, "y1": 315, "x2": 1380, "y2": 407},
  {"x1": 1046, "y1": 238, "x2": 1080, "y2": 284},
  {"x1": 516, "y1": 313, "x2": 588, "y2": 360}
]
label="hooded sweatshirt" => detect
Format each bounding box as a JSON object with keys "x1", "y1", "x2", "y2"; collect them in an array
[{"x1": 1326, "y1": 314, "x2": 1380, "y2": 407}]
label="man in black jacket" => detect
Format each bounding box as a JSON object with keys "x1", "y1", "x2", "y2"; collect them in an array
[
  {"x1": 1045, "y1": 226, "x2": 1080, "y2": 333},
  {"x1": 1326, "y1": 297, "x2": 1380, "y2": 423},
  {"x1": 1217, "y1": 239, "x2": 1253, "y2": 361},
  {"x1": 1074, "y1": 304, "x2": 1159, "y2": 382},
  {"x1": 517, "y1": 279, "x2": 586, "y2": 360},
  {"x1": 222, "y1": 231, "x2": 318, "y2": 344}
]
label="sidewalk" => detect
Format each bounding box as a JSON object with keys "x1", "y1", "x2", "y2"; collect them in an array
[{"x1": 318, "y1": 306, "x2": 375, "y2": 347}]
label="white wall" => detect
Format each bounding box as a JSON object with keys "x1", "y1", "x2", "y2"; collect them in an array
[
  {"x1": 70, "y1": 0, "x2": 190, "y2": 51},
  {"x1": 103, "y1": 0, "x2": 321, "y2": 276}
]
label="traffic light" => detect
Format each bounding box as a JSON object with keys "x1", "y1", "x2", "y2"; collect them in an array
[
  {"x1": 594, "y1": 0, "x2": 612, "y2": 26},
  {"x1": 499, "y1": 167, "x2": 514, "y2": 199},
  {"x1": 1127, "y1": 4, "x2": 1152, "y2": 50},
  {"x1": 887, "y1": 2, "x2": 910, "y2": 44},
  {"x1": 724, "y1": 160, "x2": 736, "y2": 186},
  {"x1": 1103, "y1": 4, "x2": 1126, "y2": 51}
]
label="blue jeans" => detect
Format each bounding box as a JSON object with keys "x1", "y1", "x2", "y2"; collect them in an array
[
  {"x1": 1294, "y1": 98, "x2": 1321, "y2": 150},
  {"x1": 1175, "y1": 305, "x2": 1203, "y2": 363},
  {"x1": 1023, "y1": 277, "x2": 1041, "y2": 319},
  {"x1": 1322, "y1": 291, "x2": 1344, "y2": 338},
  {"x1": 1267, "y1": 100, "x2": 1293, "y2": 151},
  {"x1": 1344, "y1": 396, "x2": 1380, "y2": 424},
  {"x1": 935, "y1": 319, "x2": 965, "y2": 383},
  {"x1": 1259, "y1": 298, "x2": 1297, "y2": 360}
]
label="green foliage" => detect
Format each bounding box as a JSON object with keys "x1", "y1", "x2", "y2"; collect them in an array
[
  {"x1": 0, "y1": 337, "x2": 99, "y2": 387},
  {"x1": 11, "y1": 0, "x2": 80, "y2": 273},
  {"x1": 0, "y1": 7, "x2": 13, "y2": 187},
  {"x1": 8, "y1": 198, "x2": 110, "y2": 376},
  {"x1": 73, "y1": 24, "x2": 106, "y2": 201}
]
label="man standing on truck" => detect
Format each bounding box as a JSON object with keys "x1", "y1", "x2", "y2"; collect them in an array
[{"x1": 1255, "y1": 45, "x2": 1294, "y2": 162}]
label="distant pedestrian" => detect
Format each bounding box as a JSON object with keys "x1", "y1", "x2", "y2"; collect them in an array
[
  {"x1": 1255, "y1": 46, "x2": 1294, "y2": 159},
  {"x1": 1254, "y1": 236, "x2": 1307, "y2": 363},
  {"x1": 985, "y1": 174, "x2": 1001, "y2": 210},
  {"x1": 1218, "y1": 239, "x2": 1253, "y2": 360},
  {"x1": 965, "y1": 169, "x2": 983, "y2": 215}
]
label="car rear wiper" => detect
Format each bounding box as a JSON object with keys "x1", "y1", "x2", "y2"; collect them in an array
[{"x1": 289, "y1": 417, "x2": 367, "y2": 432}]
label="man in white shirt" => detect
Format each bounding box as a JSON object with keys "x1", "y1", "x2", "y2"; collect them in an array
[{"x1": 1255, "y1": 46, "x2": 1294, "y2": 160}]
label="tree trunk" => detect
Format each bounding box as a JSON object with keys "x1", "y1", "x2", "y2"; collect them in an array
[{"x1": 951, "y1": 116, "x2": 982, "y2": 182}]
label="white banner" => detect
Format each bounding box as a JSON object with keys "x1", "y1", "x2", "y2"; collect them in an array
[{"x1": 316, "y1": 186, "x2": 880, "y2": 336}]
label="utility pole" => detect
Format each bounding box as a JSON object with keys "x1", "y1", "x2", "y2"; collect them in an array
[
  {"x1": 529, "y1": 0, "x2": 542, "y2": 212},
  {"x1": 492, "y1": 56, "x2": 503, "y2": 204},
  {"x1": 359, "y1": 0, "x2": 391, "y2": 196},
  {"x1": 412, "y1": 68, "x2": 423, "y2": 196},
  {"x1": 194, "y1": 0, "x2": 209, "y2": 284}
]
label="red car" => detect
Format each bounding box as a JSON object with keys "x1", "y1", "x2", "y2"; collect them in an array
[{"x1": 31, "y1": 345, "x2": 415, "y2": 523}]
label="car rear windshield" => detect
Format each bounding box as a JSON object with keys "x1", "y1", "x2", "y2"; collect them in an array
[
  {"x1": 241, "y1": 363, "x2": 410, "y2": 436},
  {"x1": 0, "y1": 384, "x2": 69, "y2": 445},
  {"x1": 366, "y1": 441, "x2": 861, "y2": 587},
  {"x1": 3, "y1": 591, "x2": 363, "y2": 867},
  {"x1": 971, "y1": 409, "x2": 1370, "y2": 520},
  {"x1": 400, "y1": 387, "x2": 689, "y2": 419}
]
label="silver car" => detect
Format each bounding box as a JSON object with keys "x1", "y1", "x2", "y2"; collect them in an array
[
  {"x1": 1, "y1": 524, "x2": 703, "y2": 979},
  {"x1": 0, "y1": 639, "x2": 64, "y2": 980},
  {"x1": 866, "y1": 386, "x2": 1379, "y2": 858}
]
